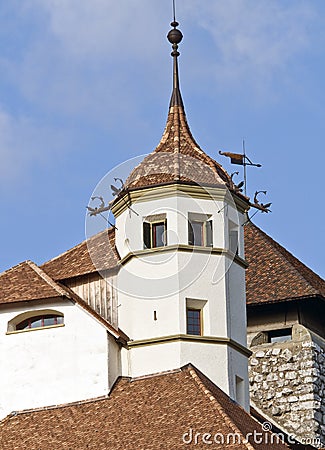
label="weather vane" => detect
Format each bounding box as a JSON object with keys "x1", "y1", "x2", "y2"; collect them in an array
[
  {"x1": 87, "y1": 177, "x2": 139, "y2": 227},
  {"x1": 219, "y1": 140, "x2": 261, "y2": 196},
  {"x1": 219, "y1": 140, "x2": 272, "y2": 221}
]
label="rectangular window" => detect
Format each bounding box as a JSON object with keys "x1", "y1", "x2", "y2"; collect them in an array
[
  {"x1": 229, "y1": 230, "x2": 238, "y2": 254},
  {"x1": 188, "y1": 219, "x2": 213, "y2": 247},
  {"x1": 143, "y1": 220, "x2": 167, "y2": 249},
  {"x1": 229, "y1": 220, "x2": 239, "y2": 255},
  {"x1": 268, "y1": 328, "x2": 292, "y2": 343},
  {"x1": 186, "y1": 308, "x2": 202, "y2": 335},
  {"x1": 235, "y1": 375, "x2": 245, "y2": 406}
]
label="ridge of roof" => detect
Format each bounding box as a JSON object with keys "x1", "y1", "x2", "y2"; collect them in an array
[
  {"x1": 0, "y1": 260, "x2": 69, "y2": 305},
  {"x1": 41, "y1": 227, "x2": 114, "y2": 266},
  {"x1": 250, "y1": 222, "x2": 325, "y2": 295},
  {"x1": 41, "y1": 227, "x2": 119, "y2": 281},
  {"x1": 27, "y1": 261, "x2": 70, "y2": 298},
  {"x1": 0, "y1": 260, "x2": 35, "y2": 279},
  {"x1": 188, "y1": 366, "x2": 256, "y2": 450},
  {"x1": 188, "y1": 365, "x2": 290, "y2": 449},
  {"x1": 245, "y1": 221, "x2": 325, "y2": 305}
]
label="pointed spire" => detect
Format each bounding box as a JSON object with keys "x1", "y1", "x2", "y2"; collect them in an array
[
  {"x1": 124, "y1": 14, "x2": 234, "y2": 191},
  {"x1": 167, "y1": 21, "x2": 184, "y2": 108}
]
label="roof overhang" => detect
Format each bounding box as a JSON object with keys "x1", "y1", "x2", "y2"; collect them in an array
[{"x1": 111, "y1": 182, "x2": 250, "y2": 217}]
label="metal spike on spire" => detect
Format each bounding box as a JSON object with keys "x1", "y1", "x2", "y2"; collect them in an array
[{"x1": 167, "y1": 2, "x2": 184, "y2": 108}]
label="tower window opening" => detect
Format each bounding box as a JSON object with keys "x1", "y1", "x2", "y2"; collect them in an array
[
  {"x1": 143, "y1": 220, "x2": 167, "y2": 249},
  {"x1": 229, "y1": 221, "x2": 239, "y2": 255},
  {"x1": 186, "y1": 308, "x2": 202, "y2": 336},
  {"x1": 188, "y1": 216, "x2": 213, "y2": 247}
]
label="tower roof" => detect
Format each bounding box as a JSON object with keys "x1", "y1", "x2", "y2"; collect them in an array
[{"x1": 125, "y1": 21, "x2": 235, "y2": 192}]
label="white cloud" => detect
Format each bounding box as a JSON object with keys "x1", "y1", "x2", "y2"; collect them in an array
[
  {"x1": 183, "y1": 0, "x2": 315, "y2": 88},
  {"x1": 0, "y1": 105, "x2": 67, "y2": 186},
  {"x1": 2, "y1": 0, "x2": 173, "y2": 129},
  {"x1": 14, "y1": 0, "x2": 317, "y2": 114},
  {"x1": 24, "y1": 0, "x2": 168, "y2": 61},
  {"x1": 4, "y1": 0, "x2": 318, "y2": 118}
]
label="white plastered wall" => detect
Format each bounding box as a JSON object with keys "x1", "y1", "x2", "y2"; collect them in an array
[{"x1": 0, "y1": 298, "x2": 120, "y2": 419}]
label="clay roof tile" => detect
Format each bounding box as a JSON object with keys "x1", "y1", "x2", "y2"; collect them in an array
[
  {"x1": 0, "y1": 260, "x2": 69, "y2": 304},
  {"x1": 245, "y1": 222, "x2": 325, "y2": 305},
  {"x1": 0, "y1": 365, "x2": 290, "y2": 450}
]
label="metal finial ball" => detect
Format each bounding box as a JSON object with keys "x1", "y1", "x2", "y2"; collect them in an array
[{"x1": 167, "y1": 28, "x2": 183, "y2": 45}]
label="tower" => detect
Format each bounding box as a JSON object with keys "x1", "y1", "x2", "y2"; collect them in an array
[{"x1": 111, "y1": 20, "x2": 251, "y2": 410}]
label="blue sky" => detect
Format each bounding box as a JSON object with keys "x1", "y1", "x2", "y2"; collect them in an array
[{"x1": 0, "y1": 0, "x2": 324, "y2": 278}]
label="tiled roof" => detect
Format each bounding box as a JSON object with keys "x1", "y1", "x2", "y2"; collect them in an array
[
  {"x1": 41, "y1": 228, "x2": 119, "y2": 280},
  {"x1": 125, "y1": 104, "x2": 234, "y2": 190},
  {"x1": 245, "y1": 222, "x2": 325, "y2": 305},
  {"x1": 0, "y1": 260, "x2": 122, "y2": 339},
  {"x1": 0, "y1": 365, "x2": 289, "y2": 450},
  {"x1": 0, "y1": 260, "x2": 69, "y2": 304}
]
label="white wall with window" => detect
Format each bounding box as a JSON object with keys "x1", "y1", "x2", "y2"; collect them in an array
[
  {"x1": 188, "y1": 213, "x2": 213, "y2": 247},
  {"x1": 114, "y1": 185, "x2": 249, "y2": 409},
  {"x1": 0, "y1": 299, "x2": 120, "y2": 419},
  {"x1": 114, "y1": 186, "x2": 232, "y2": 258}
]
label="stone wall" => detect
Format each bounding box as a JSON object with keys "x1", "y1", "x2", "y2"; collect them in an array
[{"x1": 249, "y1": 324, "x2": 325, "y2": 447}]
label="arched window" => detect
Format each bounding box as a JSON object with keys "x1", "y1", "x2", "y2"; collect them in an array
[{"x1": 8, "y1": 310, "x2": 64, "y2": 333}]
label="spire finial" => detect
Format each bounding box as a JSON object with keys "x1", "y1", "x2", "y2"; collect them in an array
[{"x1": 167, "y1": 3, "x2": 184, "y2": 108}]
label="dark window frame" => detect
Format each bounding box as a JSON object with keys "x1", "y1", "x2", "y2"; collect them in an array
[
  {"x1": 186, "y1": 308, "x2": 202, "y2": 336},
  {"x1": 143, "y1": 219, "x2": 167, "y2": 249},
  {"x1": 229, "y1": 229, "x2": 239, "y2": 255},
  {"x1": 188, "y1": 219, "x2": 213, "y2": 247}
]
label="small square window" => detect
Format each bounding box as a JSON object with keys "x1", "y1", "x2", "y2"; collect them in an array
[{"x1": 186, "y1": 308, "x2": 202, "y2": 335}]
